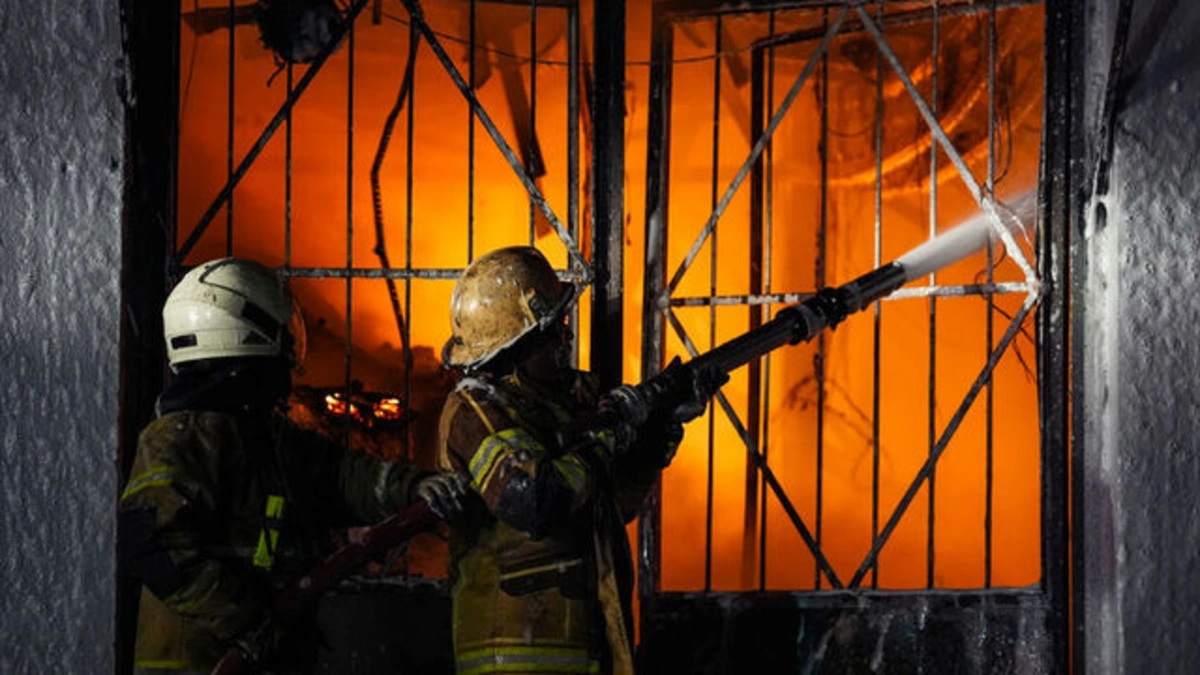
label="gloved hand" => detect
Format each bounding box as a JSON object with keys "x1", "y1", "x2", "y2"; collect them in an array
[
  {"x1": 634, "y1": 418, "x2": 684, "y2": 468},
  {"x1": 414, "y1": 472, "x2": 470, "y2": 518},
  {"x1": 594, "y1": 398, "x2": 639, "y2": 458},
  {"x1": 669, "y1": 360, "x2": 729, "y2": 424}
]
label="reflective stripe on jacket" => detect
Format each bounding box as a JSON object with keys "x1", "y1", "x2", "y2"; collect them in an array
[{"x1": 120, "y1": 409, "x2": 424, "y2": 671}]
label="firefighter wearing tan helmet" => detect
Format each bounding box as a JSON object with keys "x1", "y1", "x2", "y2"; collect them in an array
[
  {"x1": 119, "y1": 257, "x2": 466, "y2": 674},
  {"x1": 437, "y1": 246, "x2": 718, "y2": 675}
]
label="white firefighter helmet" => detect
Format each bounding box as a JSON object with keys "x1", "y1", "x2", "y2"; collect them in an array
[
  {"x1": 443, "y1": 246, "x2": 575, "y2": 370},
  {"x1": 163, "y1": 258, "x2": 306, "y2": 370}
]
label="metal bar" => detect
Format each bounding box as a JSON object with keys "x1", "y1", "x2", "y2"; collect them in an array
[
  {"x1": 467, "y1": 0, "x2": 573, "y2": 6},
  {"x1": 226, "y1": 0, "x2": 234, "y2": 256},
  {"x1": 749, "y1": 0, "x2": 1041, "y2": 51},
  {"x1": 404, "y1": 17, "x2": 416, "y2": 466},
  {"x1": 285, "y1": 64, "x2": 293, "y2": 268},
  {"x1": 668, "y1": 283, "x2": 1032, "y2": 307},
  {"x1": 1043, "y1": 0, "x2": 1077, "y2": 671},
  {"x1": 672, "y1": 292, "x2": 811, "y2": 307},
  {"x1": 278, "y1": 266, "x2": 587, "y2": 281},
  {"x1": 849, "y1": 292, "x2": 1040, "y2": 589},
  {"x1": 651, "y1": 586, "x2": 1047, "y2": 604},
  {"x1": 927, "y1": 0, "x2": 939, "y2": 591},
  {"x1": 468, "y1": 0, "x2": 476, "y2": 263},
  {"x1": 665, "y1": 7, "x2": 849, "y2": 297},
  {"x1": 591, "y1": 0, "x2": 625, "y2": 391},
  {"x1": 815, "y1": 4, "x2": 829, "y2": 590},
  {"x1": 745, "y1": 26, "x2": 765, "y2": 591},
  {"x1": 704, "y1": 15, "x2": 722, "y2": 593},
  {"x1": 639, "y1": 8, "x2": 674, "y2": 601},
  {"x1": 529, "y1": 0, "x2": 538, "y2": 244},
  {"x1": 871, "y1": 0, "x2": 883, "y2": 589},
  {"x1": 177, "y1": 0, "x2": 372, "y2": 264},
  {"x1": 666, "y1": 308, "x2": 844, "y2": 589},
  {"x1": 282, "y1": 267, "x2": 458, "y2": 280},
  {"x1": 370, "y1": 29, "x2": 419, "y2": 360},
  {"x1": 345, "y1": 18, "x2": 356, "y2": 413},
  {"x1": 400, "y1": 0, "x2": 587, "y2": 273},
  {"x1": 855, "y1": 5, "x2": 1037, "y2": 284},
  {"x1": 567, "y1": 2, "x2": 580, "y2": 369},
  {"x1": 657, "y1": 0, "x2": 1016, "y2": 19},
  {"x1": 985, "y1": 0, "x2": 997, "y2": 590},
  {"x1": 757, "y1": 9, "x2": 778, "y2": 591},
  {"x1": 889, "y1": 282, "x2": 1033, "y2": 298}
]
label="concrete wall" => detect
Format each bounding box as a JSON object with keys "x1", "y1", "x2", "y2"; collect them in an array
[
  {"x1": 0, "y1": 1, "x2": 125, "y2": 672},
  {"x1": 1079, "y1": 0, "x2": 1200, "y2": 672}
]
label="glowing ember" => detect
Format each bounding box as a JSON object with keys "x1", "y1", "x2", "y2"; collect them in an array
[
  {"x1": 374, "y1": 397, "x2": 404, "y2": 420},
  {"x1": 324, "y1": 392, "x2": 358, "y2": 418}
]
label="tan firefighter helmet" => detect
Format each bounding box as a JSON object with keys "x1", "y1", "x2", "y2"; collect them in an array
[{"x1": 443, "y1": 246, "x2": 575, "y2": 369}]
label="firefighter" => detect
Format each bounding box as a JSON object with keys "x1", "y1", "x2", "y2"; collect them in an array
[
  {"x1": 119, "y1": 257, "x2": 467, "y2": 674},
  {"x1": 437, "y1": 246, "x2": 719, "y2": 675}
]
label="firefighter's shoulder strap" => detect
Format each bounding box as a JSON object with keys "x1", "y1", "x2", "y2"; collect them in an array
[{"x1": 438, "y1": 377, "x2": 501, "y2": 472}]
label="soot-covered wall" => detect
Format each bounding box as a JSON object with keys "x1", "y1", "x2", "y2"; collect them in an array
[
  {"x1": 0, "y1": 0, "x2": 125, "y2": 672},
  {"x1": 1079, "y1": 0, "x2": 1200, "y2": 672}
]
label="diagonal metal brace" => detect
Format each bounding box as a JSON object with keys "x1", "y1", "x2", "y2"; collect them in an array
[
  {"x1": 664, "y1": 6, "x2": 848, "y2": 299},
  {"x1": 666, "y1": 307, "x2": 843, "y2": 588},
  {"x1": 400, "y1": 0, "x2": 589, "y2": 276},
  {"x1": 848, "y1": 290, "x2": 1039, "y2": 588},
  {"x1": 854, "y1": 5, "x2": 1038, "y2": 285},
  {"x1": 176, "y1": 0, "x2": 373, "y2": 266}
]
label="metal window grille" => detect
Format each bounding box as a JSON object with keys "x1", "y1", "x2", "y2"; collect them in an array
[
  {"x1": 640, "y1": 0, "x2": 1055, "y2": 595},
  {"x1": 636, "y1": 1, "x2": 1071, "y2": 670}
]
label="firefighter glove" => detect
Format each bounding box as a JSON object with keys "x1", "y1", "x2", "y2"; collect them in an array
[
  {"x1": 415, "y1": 472, "x2": 470, "y2": 518},
  {"x1": 671, "y1": 361, "x2": 729, "y2": 424}
]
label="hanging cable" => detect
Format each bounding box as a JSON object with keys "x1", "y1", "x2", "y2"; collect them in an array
[{"x1": 370, "y1": 24, "x2": 421, "y2": 355}]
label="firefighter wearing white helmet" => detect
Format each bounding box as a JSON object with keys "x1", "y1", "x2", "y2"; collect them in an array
[
  {"x1": 120, "y1": 257, "x2": 466, "y2": 674},
  {"x1": 162, "y1": 257, "x2": 306, "y2": 370},
  {"x1": 436, "y1": 246, "x2": 706, "y2": 675}
]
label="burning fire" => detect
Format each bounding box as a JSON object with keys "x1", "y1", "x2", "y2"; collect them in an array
[
  {"x1": 374, "y1": 397, "x2": 405, "y2": 421},
  {"x1": 323, "y1": 391, "x2": 410, "y2": 428},
  {"x1": 176, "y1": 0, "x2": 1044, "y2": 591}
]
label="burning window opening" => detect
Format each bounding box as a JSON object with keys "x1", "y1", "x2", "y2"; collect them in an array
[
  {"x1": 643, "y1": 0, "x2": 1046, "y2": 594},
  {"x1": 173, "y1": 0, "x2": 1048, "y2": 596}
]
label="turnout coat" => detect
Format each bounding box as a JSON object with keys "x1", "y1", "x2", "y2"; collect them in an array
[
  {"x1": 438, "y1": 370, "x2": 676, "y2": 675},
  {"x1": 120, "y1": 407, "x2": 426, "y2": 673}
]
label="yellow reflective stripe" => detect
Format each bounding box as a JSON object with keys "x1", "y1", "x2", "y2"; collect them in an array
[
  {"x1": 593, "y1": 428, "x2": 616, "y2": 455},
  {"x1": 469, "y1": 428, "x2": 542, "y2": 493},
  {"x1": 553, "y1": 454, "x2": 590, "y2": 495},
  {"x1": 468, "y1": 439, "x2": 512, "y2": 493},
  {"x1": 456, "y1": 646, "x2": 598, "y2": 675},
  {"x1": 468, "y1": 436, "x2": 511, "y2": 481},
  {"x1": 252, "y1": 495, "x2": 286, "y2": 569},
  {"x1": 120, "y1": 466, "x2": 179, "y2": 501}
]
